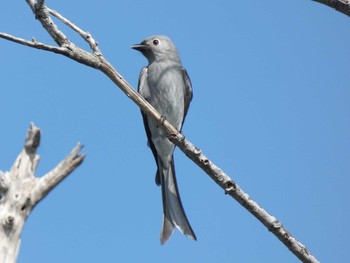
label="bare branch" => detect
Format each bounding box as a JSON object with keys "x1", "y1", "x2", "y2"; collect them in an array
[
  {"x1": 175, "y1": 136, "x2": 318, "y2": 263},
  {"x1": 48, "y1": 8, "x2": 101, "y2": 54},
  {"x1": 314, "y1": 0, "x2": 350, "y2": 16},
  {"x1": 1, "y1": 2, "x2": 320, "y2": 263},
  {"x1": 32, "y1": 144, "x2": 85, "y2": 204},
  {"x1": 0, "y1": 123, "x2": 85, "y2": 263},
  {"x1": 0, "y1": 32, "x2": 66, "y2": 54}
]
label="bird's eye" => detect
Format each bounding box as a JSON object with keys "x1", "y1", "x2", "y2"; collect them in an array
[{"x1": 153, "y1": 39, "x2": 159, "y2": 45}]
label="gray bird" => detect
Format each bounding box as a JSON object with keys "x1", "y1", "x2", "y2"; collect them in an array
[{"x1": 132, "y1": 35, "x2": 196, "y2": 244}]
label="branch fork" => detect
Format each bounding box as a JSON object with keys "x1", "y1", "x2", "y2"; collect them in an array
[{"x1": 0, "y1": 123, "x2": 84, "y2": 263}]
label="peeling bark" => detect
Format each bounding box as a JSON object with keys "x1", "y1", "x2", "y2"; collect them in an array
[{"x1": 0, "y1": 123, "x2": 85, "y2": 263}]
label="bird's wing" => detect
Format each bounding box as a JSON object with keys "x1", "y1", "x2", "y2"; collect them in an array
[
  {"x1": 138, "y1": 67, "x2": 161, "y2": 186},
  {"x1": 181, "y1": 67, "x2": 193, "y2": 121},
  {"x1": 137, "y1": 67, "x2": 148, "y2": 94}
]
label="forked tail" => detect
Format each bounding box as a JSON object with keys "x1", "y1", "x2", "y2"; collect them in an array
[{"x1": 159, "y1": 157, "x2": 196, "y2": 244}]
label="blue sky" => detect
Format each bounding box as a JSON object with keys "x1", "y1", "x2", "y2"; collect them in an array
[{"x1": 1, "y1": 1, "x2": 348, "y2": 262}]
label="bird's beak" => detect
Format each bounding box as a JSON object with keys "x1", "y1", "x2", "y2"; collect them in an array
[{"x1": 131, "y1": 43, "x2": 149, "y2": 51}]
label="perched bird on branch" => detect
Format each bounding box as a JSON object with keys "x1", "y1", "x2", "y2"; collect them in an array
[{"x1": 132, "y1": 35, "x2": 196, "y2": 244}]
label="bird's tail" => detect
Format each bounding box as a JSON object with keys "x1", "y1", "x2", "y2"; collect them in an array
[{"x1": 159, "y1": 157, "x2": 196, "y2": 244}]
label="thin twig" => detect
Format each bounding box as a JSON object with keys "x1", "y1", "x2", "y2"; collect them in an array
[
  {"x1": 48, "y1": 8, "x2": 101, "y2": 54},
  {"x1": 0, "y1": 32, "x2": 66, "y2": 54}
]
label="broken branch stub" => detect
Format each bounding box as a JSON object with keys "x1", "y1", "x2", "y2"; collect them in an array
[{"x1": 0, "y1": 123, "x2": 85, "y2": 263}]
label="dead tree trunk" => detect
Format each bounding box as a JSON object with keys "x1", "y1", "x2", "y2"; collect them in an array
[{"x1": 0, "y1": 123, "x2": 84, "y2": 263}]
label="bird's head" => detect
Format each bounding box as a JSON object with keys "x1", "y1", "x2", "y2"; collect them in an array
[{"x1": 132, "y1": 35, "x2": 180, "y2": 64}]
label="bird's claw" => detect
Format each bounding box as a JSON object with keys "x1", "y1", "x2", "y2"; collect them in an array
[{"x1": 160, "y1": 115, "x2": 166, "y2": 125}]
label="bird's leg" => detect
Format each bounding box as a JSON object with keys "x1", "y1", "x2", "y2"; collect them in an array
[{"x1": 179, "y1": 131, "x2": 186, "y2": 142}]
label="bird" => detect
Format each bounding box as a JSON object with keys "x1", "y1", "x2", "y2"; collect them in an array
[{"x1": 132, "y1": 35, "x2": 196, "y2": 244}]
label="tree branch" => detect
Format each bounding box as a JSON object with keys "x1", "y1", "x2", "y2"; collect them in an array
[
  {"x1": 32, "y1": 144, "x2": 85, "y2": 204},
  {"x1": 0, "y1": 1, "x2": 320, "y2": 262},
  {"x1": 0, "y1": 32, "x2": 66, "y2": 54},
  {"x1": 313, "y1": 0, "x2": 350, "y2": 16},
  {"x1": 0, "y1": 123, "x2": 85, "y2": 263},
  {"x1": 47, "y1": 8, "x2": 101, "y2": 54}
]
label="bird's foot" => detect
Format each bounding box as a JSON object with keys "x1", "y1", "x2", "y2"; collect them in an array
[{"x1": 160, "y1": 115, "x2": 166, "y2": 124}]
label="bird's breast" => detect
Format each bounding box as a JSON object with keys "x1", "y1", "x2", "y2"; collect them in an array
[{"x1": 145, "y1": 62, "x2": 185, "y2": 130}]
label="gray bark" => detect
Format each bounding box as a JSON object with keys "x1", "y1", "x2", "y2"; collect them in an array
[{"x1": 0, "y1": 123, "x2": 84, "y2": 263}]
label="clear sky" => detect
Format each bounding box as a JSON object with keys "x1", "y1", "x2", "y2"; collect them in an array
[{"x1": 1, "y1": 1, "x2": 348, "y2": 262}]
